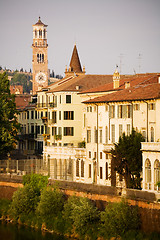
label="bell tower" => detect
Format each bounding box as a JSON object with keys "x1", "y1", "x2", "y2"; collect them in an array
[{"x1": 32, "y1": 17, "x2": 48, "y2": 94}]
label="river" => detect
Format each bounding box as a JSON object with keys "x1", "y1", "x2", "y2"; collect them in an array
[{"x1": 0, "y1": 221, "x2": 68, "y2": 240}]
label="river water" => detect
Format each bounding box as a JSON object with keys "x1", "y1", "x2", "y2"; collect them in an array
[{"x1": 0, "y1": 221, "x2": 68, "y2": 240}]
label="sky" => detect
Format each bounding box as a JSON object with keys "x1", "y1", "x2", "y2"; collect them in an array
[{"x1": 1, "y1": 0, "x2": 160, "y2": 77}]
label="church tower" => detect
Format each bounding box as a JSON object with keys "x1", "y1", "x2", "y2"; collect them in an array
[
  {"x1": 32, "y1": 17, "x2": 48, "y2": 94},
  {"x1": 65, "y1": 44, "x2": 85, "y2": 77}
]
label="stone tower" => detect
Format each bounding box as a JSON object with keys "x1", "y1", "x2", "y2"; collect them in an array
[{"x1": 32, "y1": 17, "x2": 48, "y2": 94}]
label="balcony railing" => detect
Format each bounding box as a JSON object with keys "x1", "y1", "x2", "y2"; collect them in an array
[{"x1": 36, "y1": 102, "x2": 57, "y2": 108}]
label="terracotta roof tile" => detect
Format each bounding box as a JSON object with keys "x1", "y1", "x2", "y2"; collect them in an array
[
  {"x1": 80, "y1": 73, "x2": 158, "y2": 94},
  {"x1": 47, "y1": 74, "x2": 114, "y2": 93},
  {"x1": 15, "y1": 95, "x2": 31, "y2": 110},
  {"x1": 83, "y1": 83, "x2": 160, "y2": 104}
]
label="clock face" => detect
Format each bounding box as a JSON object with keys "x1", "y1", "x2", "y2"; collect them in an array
[{"x1": 35, "y1": 72, "x2": 47, "y2": 83}]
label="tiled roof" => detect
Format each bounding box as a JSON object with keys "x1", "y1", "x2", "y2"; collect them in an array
[
  {"x1": 47, "y1": 74, "x2": 114, "y2": 93},
  {"x1": 15, "y1": 95, "x2": 31, "y2": 110},
  {"x1": 80, "y1": 73, "x2": 158, "y2": 94},
  {"x1": 34, "y1": 17, "x2": 47, "y2": 27},
  {"x1": 69, "y1": 44, "x2": 82, "y2": 73},
  {"x1": 83, "y1": 83, "x2": 160, "y2": 104}
]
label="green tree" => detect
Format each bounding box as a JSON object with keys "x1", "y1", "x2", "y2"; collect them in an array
[
  {"x1": 0, "y1": 72, "x2": 20, "y2": 157},
  {"x1": 63, "y1": 196, "x2": 100, "y2": 239},
  {"x1": 23, "y1": 173, "x2": 48, "y2": 196},
  {"x1": 111, "y1": 129, "x2": 144, "y2": 189},
  {"x1": 100, "y1": 200, "x2": 140, "y2": 239},
  {"x1": 11, "y1": 72, "x2": 32, "y2": 93}
]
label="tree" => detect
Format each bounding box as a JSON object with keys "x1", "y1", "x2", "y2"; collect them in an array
[
  {"x1": 11, "y1": 72, "x2": 32, "y2": 93},
  {"x1": 111, "y1": 129, "x2": 144, "y2": 189},
  {"x1": 0, "y1": 72, "x2": 20, "y2": 157},
  {"x1": 100, "y1": 200, "x2": 140, "y2": 239},
  {"x1": 63, "y1": 196, "x2": 100, "y2": 239}
]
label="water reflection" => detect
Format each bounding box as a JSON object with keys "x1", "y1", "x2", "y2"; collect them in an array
[{"x1": 0, "y1": 221, "x2": 67, "y2": 240}]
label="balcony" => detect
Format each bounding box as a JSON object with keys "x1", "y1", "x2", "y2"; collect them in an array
[
  {"x1": 41, "y1": 116, "x2": 48, "y2": 124},
  {"x1": 103, "y1": 143, "x2": 114, "y2": 153},
  {"x1": 54, "y1": 135, "x2": 62, "y2": 141},
  {"x1": 36, "y1": 103, "x2": 48, "y2": 109},
  {"x1": 18, "y1": 133, "x2": 35, "y2": 140},
  {"x1": 141, "y1": 142, "x2": 160, "y2": 152}
]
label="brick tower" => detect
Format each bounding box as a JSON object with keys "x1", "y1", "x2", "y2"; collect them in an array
[{"x1": 32, "y1": 17, "x2": 48, "y2": 94}]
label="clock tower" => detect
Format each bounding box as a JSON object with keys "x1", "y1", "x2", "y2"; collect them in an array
[{"x1": 32, "y1": 17, "x2": 48, "y2": 94}]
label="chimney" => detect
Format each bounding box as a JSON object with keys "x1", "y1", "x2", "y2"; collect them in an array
[{"x1": 125, "y1": 81, "x2": 130, "y2": 89}]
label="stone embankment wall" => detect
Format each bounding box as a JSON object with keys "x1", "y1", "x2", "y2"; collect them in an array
[{"x1": 0, "y1": 174, "x2": 160, "y2": 233}]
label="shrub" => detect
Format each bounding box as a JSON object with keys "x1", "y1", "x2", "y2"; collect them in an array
[
  {"x1": 23, "y1": 174, "x2": 48, "y2": 196},
  {"x1": 10, "y1": 185, "x2": 39, "y2": 219},
  {"x1": 100, "y1": 199, "x2": 140, "y2": 239},
  {"x1": 63, "y1": 196, "x2": 100, "y2": 239},
  {"x1": 36, "y1": 186, "x2": 65, "y2": 231},
  {"x1": 0, "y1": 199, "x2": 11, "y2": 217}
]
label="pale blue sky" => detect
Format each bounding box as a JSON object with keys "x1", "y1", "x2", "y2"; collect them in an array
[{"x1": 0, "y1": 0, "x2": 160, "y2": 76}]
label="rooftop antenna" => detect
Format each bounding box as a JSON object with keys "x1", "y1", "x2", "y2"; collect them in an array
[
  {"x1": 118, "y1": 53, "x2": 124, "y2": 74},
  {"x1": 138, "y1": 53, "x2": 142, "y2": 73}
]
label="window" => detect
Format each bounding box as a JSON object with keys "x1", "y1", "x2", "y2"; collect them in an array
[
  {"x1": 64, "y1": 111, "x2": 74, "y2": 120},
  {"x1": 151, "y1": 127, "x2": 154, "y2": 142},
  {"x1": 90, "y1": 106, "x2": 92, "y2": 112},
  {"x1": 119, "y1": 124, "x2": 123, "y2": 138},
  {"x1": 127, "y1": 105, "x2": 132, "y2": 118},
  {"x1": 154, "y1": 160, "x2": 160, "y2": 189},
  {"x1": 94, "y1": 127, "x2": 98, "y2": 143},
  {"x1": 41, "y1": 111, "x2": 43, "y2": 118},
  {"x1": 52, "y1": 111, "x2": 57, "y2": 123},
  {"x1": 100, "y1": 152, "x2": 102, "y2": 159},
  {"x1": 87, "y1": 130, "x2": 91, "y2": 143},
  {"x1": 99, "y1": 129, "x2": 102, "y2": 143},
  {"x1": 109, "y1": 105, "x2": 115, "y2": 118},
  {"x1": 58, "y1": 127, "x2": 62, "y2": 135},
  {"x1": 37, "y1": 125, "x2": 40, "y2": 134},
  {"x1": 66, "y1": 95, "x2": 71, "y2": 103},
  {"x1": 149, "y1": 103, "x2": 155, "y2": 110},
  {"x1": 64, "y1": 127, "x2": 74, "y2": 136},
  {"x1": 127, "y1": 124, "x2": 130, "y2": 136},
  {"x1": 52, "y1": 127, "x2": 57, "y2": 136},
  {"x1": 100, "y1": 167, "x2": 103, "y2": 179},
  {"x1": 89, "y1": 164, "x2": 91, "y2": 178},
  {"x1": 105, "y1": 105, "x2": 108, "y2": 111},
  {"x1": 39, "y1": 29, "x2": 42, "y2": 38},
  {"x1": 106, "y1": 162, "x2": 108, "y2": 180},
  {"x1": 81, "y1": 160, "x2": 84, "y2": 177},
  {"x1": 35, "y1": 111, "x2": 37, "y2": 119},
  {"x1": 134, "y1": 104, "x2": 140, "y2": 111},
  {"x1": 76, "y1": 159, "x2": 79, "y2": 177},
  {"x1": 89, "y1": 151, "x2": 91, "y2": 158},
  {"x1": 35, "y1": 30, "x2": 37, "y2": 38},
  {"x1": 111, "y1": 124, "x2": 115, "y2": 143},
  {"x1": 142, "y1": 130, "x2": 147, "y2": 142},
  {"x1": 59, "y1": 111, "x2": 61, "y2": 120},
  {"x1": 27, "y1": 111, "x2": 29, "y2": 119},
  {"x1": 31, "y1": 125, "x2": 34, "y2": 133},
  {"x1": 60, "y1": 95, "x2": 61, "y2": 104},
  {"x1": 105, "y1": 126, "x2": 108, "y2": 144},
  {"x1": 94, "y1": 152, "x2": 96, "y2": 159},
  {"x1": 41, "y1": 125, "x2": 44, "y2": 134},
  {"x1": 118, "y1": 105, "x2": 123, "y2": 118},
  {"x1": 145, "y1": 159, "x2": 151, "y2": 188}
]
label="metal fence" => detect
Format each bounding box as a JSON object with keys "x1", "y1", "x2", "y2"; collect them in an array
[{"x1": 0, "y1": 159, "x2": 49, "y2": 176}]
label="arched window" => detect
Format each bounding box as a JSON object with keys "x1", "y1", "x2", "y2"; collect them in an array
[
  {"x1": 39, "y1": 29, "x2": 42, "y2": 38},
  {"x1": 151, "y1": 127, "x2": 154, "y2": 142},
  {"x1": 145, "y1": 158, "x2": 151, "y2": 189},
  {"x1": 35, "y1": 30, "x2": 37, "y2": 38},
  {"x1": 81, "y1": 160, "x2": 84, "y2": 177},
  {"x1": 35, "y1": 42, "x2": 37, "y2": 46},
  {"x1": 154, "y1": 160, "x2": 160, "y2": 189},
  {"x1": 37, "y1": 54, "x2": 39, "y2": 63},
  {"x1": 76, "y1": 159, "x2": 79, "y2": 177},
  {"x1": 44, "y1": 29, "x2": 46, "y2": 39},
  {"x1": 42, "y1": 54, "x2": 44, "y2": 62}
]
